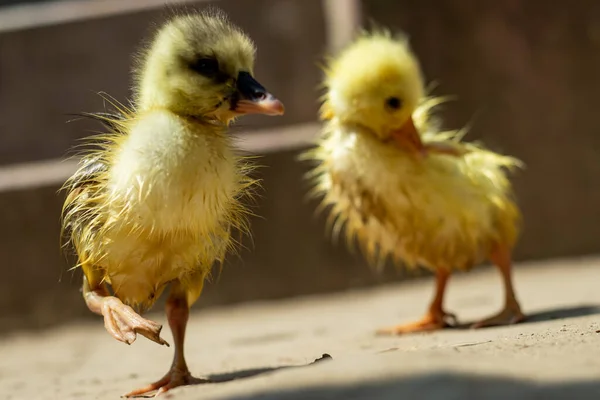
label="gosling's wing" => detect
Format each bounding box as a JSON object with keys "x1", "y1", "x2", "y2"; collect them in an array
[
  {"x1": 68, "y1": 153, "x2": 109, "y2": 190},
  {"x1": 61, "y1": 152, "x2": 113, "y2": 288},
  {"x1": 62, "y1": 153, "x2": 109, "y2": 235},
  {"x1": 64, "y1": 110, "x2": 126, "y2": 195},
  {"x1": 62, "y1": 110, "x2": 133, "y2": 287},
  {"x1": 62, "y1": 111, "x2": 124, "y2": 240},
  {"x1": 323, "y1": 169, "x2": 397, "y2": 267}
]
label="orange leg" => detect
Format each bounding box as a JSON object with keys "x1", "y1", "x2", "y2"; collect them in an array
[
  {"x1": 377, "y1": 268, "x2": 457, "y2": 335},
  {"x1": 83, "y1": 277, "x2": 168, "y2": 347},
  {"x1": 123, "y1": 288, "x2": 206, "y2": 398},
  {"x1": 471, "y1": 245, "x2": 525, "y2": 328}
]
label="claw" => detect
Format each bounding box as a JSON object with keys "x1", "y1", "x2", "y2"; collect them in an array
[
  {"x1": 377, "y1": 309, "x2": 458, "y2": 335},
  {"x1": 471, "y1": 306, "x2": 525, "y2": 329},
  {"x1": 123, "y1": 370, "x2": 208, "y2": 398},
  {"x1": 443, "y1": 312, "x2": 458, "y2": 326},
  {"x1": 101, "y1": 297, "x2": 170, "y2": 347}
]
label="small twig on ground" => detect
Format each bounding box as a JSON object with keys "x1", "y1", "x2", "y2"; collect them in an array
[{"x1": 451, "y1": 340, "x2": 493, "y2": 348}]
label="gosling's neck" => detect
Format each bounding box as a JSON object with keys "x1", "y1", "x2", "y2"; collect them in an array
[
  {"x1": 135, "y1": 80, "x2": 230, "y2": 127},
  {"x1": 135, "y1": 80, "x2": 191, "y2": 117},
  {"x1": 134, "y1": 57, "x2": 211, "y2": 119}
]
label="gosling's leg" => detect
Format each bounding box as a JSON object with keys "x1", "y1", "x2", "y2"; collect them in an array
[
  {"x1": 377, "y1": 268, "x2": 457, "y2": 335},
  {"x1": 83, "y1": 276, "x2": 169, "y2": 346},
  {"x1": 123, "y1": 286, "x2": 206, "y2": 398},
  {"x1": 471, "y1": 245, "x2": 526, "y2": 328}
]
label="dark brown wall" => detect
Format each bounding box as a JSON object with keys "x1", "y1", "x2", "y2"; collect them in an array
[
  {"x1": 0, "y1": 0, "x2": 326, "y2": 165},
  {"x1": 2, "y1": 0, "x2": 600, "y2": 334}
]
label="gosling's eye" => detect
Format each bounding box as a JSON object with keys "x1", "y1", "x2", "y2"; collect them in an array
[
  {"x1": 190, "y1": 57, "x2": 220, "y2": 76},
  {"x1": 385, "y1": 96, "x2": 402, "y2": 111}
]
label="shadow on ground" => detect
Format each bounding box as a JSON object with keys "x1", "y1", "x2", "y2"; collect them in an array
[
  {"x1": 208, "y1": 354, "x2": 333, "y2": 383},
  {"x1": 222, "y1": 372, "x2": 600, "y2": 400},
  {"x1": 523, "y1": 305, "x2": 600, "y2": 323},
  {"x1": 455, "y1": 304, "x2": 600, "y2": 329},
  {"x1": 132, "y1": 354, "x2": 333, "y2": 398}
]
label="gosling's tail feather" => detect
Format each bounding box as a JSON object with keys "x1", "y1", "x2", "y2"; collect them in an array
[
  {"x1": 67, "y1": 111, "x2": 127, "y2": 134},
  {"x1": 67, "y1": 90, "x2": 135, "y2": 136}
]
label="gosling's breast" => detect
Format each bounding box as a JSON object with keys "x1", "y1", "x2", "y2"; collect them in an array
[{"x1": 108, "y1": 110, "x2": 239, "y2": 234}]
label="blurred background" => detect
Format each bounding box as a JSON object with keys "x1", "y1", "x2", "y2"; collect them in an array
[{"x1": 1, "y1": 0, "x2": 599, "y2": 335}]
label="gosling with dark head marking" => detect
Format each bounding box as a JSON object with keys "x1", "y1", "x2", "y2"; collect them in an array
[{"x1": 61, "y1": 9, "x2": 283, "y2": 397}]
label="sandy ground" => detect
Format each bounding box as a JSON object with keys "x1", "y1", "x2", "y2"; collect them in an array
[{"x1": 2, "y1": 257, "x2": 600, "y2": 400}]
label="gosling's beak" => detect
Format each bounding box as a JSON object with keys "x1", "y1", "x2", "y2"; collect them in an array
[
  {"x1": 389, "y1": 116, "x2": 426, "y2": 156},
  {"x1": 233, "y1": 71, "x2": 285, "y2": 116}
]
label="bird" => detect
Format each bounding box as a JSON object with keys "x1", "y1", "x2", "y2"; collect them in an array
[
  {"x1": 301, "y1": 29, "x2": 525, "y2": 335},
  {"x1": 60, "y1": 9, "x2": 284, "y2": 397}
]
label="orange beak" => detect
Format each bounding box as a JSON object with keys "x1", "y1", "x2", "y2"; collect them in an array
[
  {"x1": 389, "y1": 116, "x2": 426, "y2": 156},
  {"x1": 231, "y1": 71, "x2": 285, "y2": 116},
  {"x1": 234, "y1": 95, "x2": 285, "y2": 116}
]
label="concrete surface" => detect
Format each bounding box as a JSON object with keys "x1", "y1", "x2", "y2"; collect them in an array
[{"x1": 2, "y1": 256, "x2": 600, "y2": 400}]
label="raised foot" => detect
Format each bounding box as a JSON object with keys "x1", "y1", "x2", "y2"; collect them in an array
[
  {"x1": 123, "y1": 368, "x2": 208, "y2": 398},
  {"x1": 376, "y1": 310, "x2": 458, "y2": 335},
  {"x1": 102, "y1": 297, "x2": 169, "y2": 346},
  {"x1": 471, "y1": 305, "x2": 525, "y2": 329}
]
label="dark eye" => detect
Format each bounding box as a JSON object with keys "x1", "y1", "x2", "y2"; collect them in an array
[
  {"x1": 385, "y1": 96, "x2": 402, "y2": 111},
  {"x1": 190, "y1": 57, "x2": 219, "y2": 76}
]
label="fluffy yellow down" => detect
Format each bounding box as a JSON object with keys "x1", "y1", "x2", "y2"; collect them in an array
[
  {"x1": 61, "y1": 102, "x2": 257, "y2": 311},
  {"x1": 303, "y1": 31, "x2": 523, "y2": 272}
]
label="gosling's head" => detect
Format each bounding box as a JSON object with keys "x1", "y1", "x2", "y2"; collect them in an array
[
  {"x1": 322, "y1": 31, "x2": 426, "y2": 153},
  {"x1": 135, "y1": 9, "x2": 284, "y2": 123}
]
